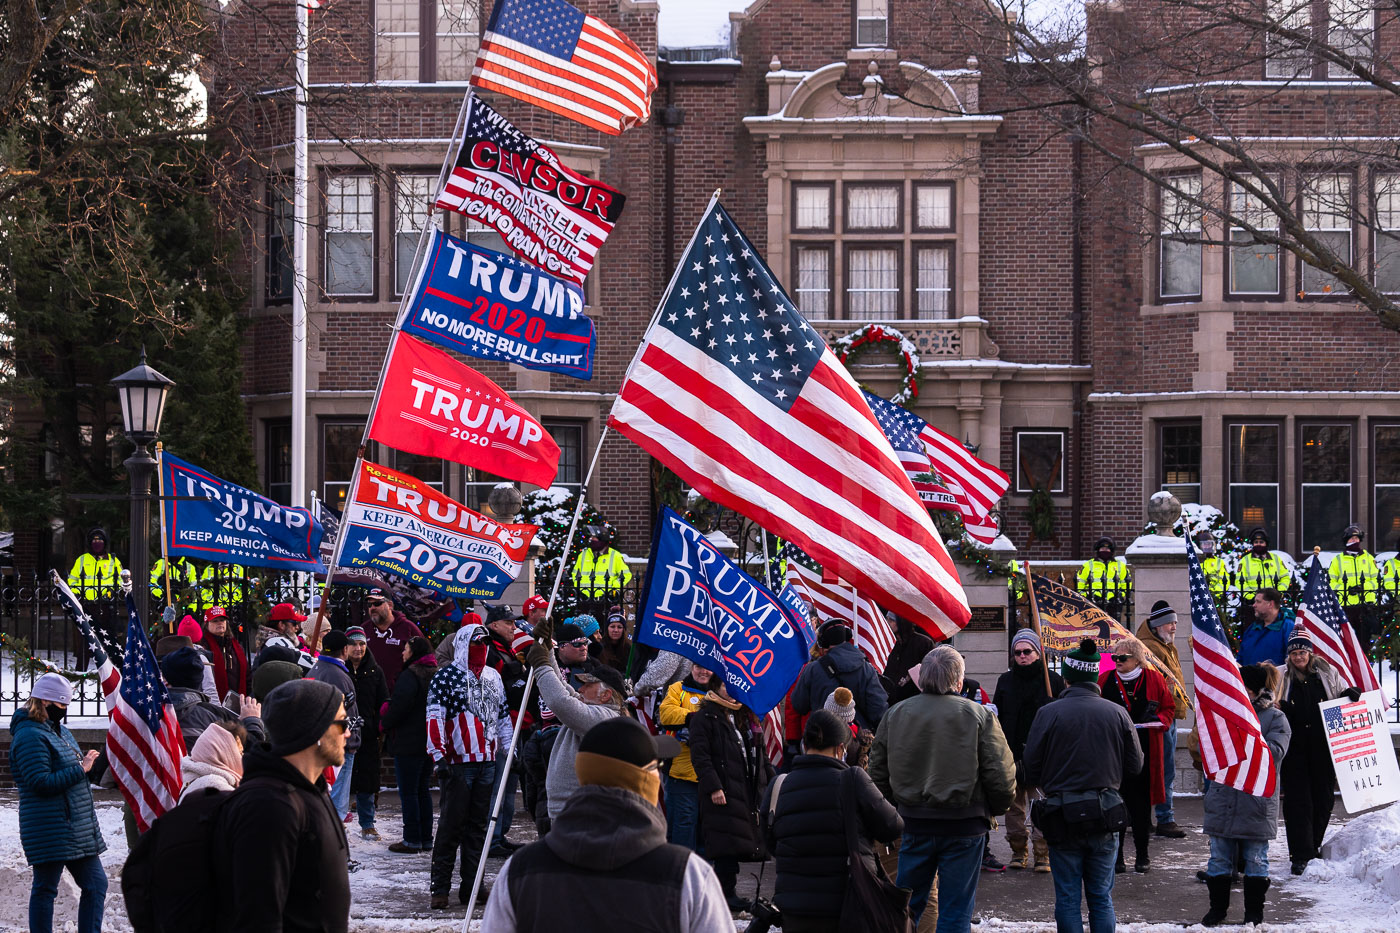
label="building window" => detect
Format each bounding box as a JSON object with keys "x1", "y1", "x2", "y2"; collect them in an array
[
  {"x1": 1300, "y1": 172, "x2": 1353, "y2": 298},
  {"x1": 1159, "y1": 420, "x2": 1202, "y2": 505},
  {"x1": 463, "y1": 467, "x2": 509, "y2": 514},
  {"x1": 1326, "y1": 0, "x2": 1374, "y2": 77},
  {"x1": 1159, "y1": 174, "x2": 1202, "y2": 300},
  {"x1": 845, "y1": 184, "x2": 901, "y2": 232},
  {"x1": 793, "y1": 246, "x2": 832, "y2": 320},
  {"x1": 465, "y1": 219, "x2": 508, "y2": 255},
  {"x1": 267, "y1": 177, "x2": 294, "y2": 302},
  {"x1": 1265, "y1": 0, "x2": 1312, "y2": 78},
  {"x1": 375, "y1": 0, "x2": 420, "y2": 81},
  {"x1": 1298, "y1": 422, "x2": 1352, "y2": 552},
  {"x1": 846, "y1": 247, "x2": 900, "y2": 318},
  {"x1": 1228, "y1": 178, "x2": 1281, "y2": 298},
  {"x1": 1265, "y1": 0, "x2": 1373, "y2": 79},
  {"x1": 1373, "y1": 173, "x2": 1400, "y2": 293},
  {"x1": 324, "y1": 175, "x2": 374, "y2": 296},
  {"x1": 1014, "y1": 430, "x2": 1066, "y2": 494},
  {"x1": 793, "y1": 184, "x2": 834, "y2": 232},
  {"x1": 1227, "y1": 422, "x2": 1280, "y2": 545},
  {"x1": 1374, "y1": 424, "x2": 1400, "y2": 553},
  {"x1": 437, "y1": 0, "x2": 478, "y2": 81},
  {"x1": 387, "y1": 449, "x2": 445, "y2": 491},
  {"x1": 914, "y1": 183, "x2": 954, "y2": 232},
  {"x1": 320, "y1": 421, "x2": 365, "y2": 510},
  {"x1": 855, "y1": 0, "x2": 888, "y2": 47},
  {"x1": 265, "y1": 420, "x2": 292, "y2": 506},
  {"x1": 394, "y1": 174, "x2": 435, "y2": 295},
  {"x1": 543, "y1": 420, "x2": 584, "y2": 495},
  {"x1": 376, "y1": 0, "x2": 477, "y2": 82},
  {"x1": 914, "y1": 245, "x2": 952, "y2": 319}
]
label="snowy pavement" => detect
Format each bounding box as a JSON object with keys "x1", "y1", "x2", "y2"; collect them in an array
[{"x1": 0, "y1": 788, "x2": 1396, "y2": 931}]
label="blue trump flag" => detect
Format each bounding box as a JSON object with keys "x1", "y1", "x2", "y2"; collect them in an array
[
  {"x1": 401, "y1": 228, "x2": 595, "y2": 379},
  {"x1": 636, "y1": 507, "x2": 812, "y2": 715},
  {"x1": 160, "y1": 452, "x2": 326, "y2": 573}
]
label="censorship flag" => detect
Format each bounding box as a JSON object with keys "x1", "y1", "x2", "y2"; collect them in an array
[
  {"x1": 472, "y1": 0, "x2": 657, "y2": 135},
  {"x1": 610, "y1": 202, "x2": 971, "y2": 639},
  {"x1": 370, "y1": 333, "x2": 560, "y2": 488},
  {"x1": 1298, "y1": 564, "x2": 1386, "y2": 703},
  {"x1": 51, "y1": 573, "x2": 185, "y2": 832},
  {"x1": 782, "y1": 543, "x2": 897, "y2": 670},
  {"x1": 435, "y1": 96, "x2": 625, "y2": 286},
  {"x1": 1187, "y1": 537, "x2": 1277, "y2": 796}
]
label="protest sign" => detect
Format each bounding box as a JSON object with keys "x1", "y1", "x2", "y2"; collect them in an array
[
  {"x1": 341, "y1": 461, "x2": 538, "y2": 601},
  {"x1": 1321, "y1": 690, "x2": 1400, "y2": 813},
  {"x1": 161, "y1": 453, "x2": 325, "y2": 572},
  {"x1": 636, "y1": 507, "x2": 812, "y2": 715},
  {"x1": 402, "y1": 229, "x2": 595, "y2": 380}
]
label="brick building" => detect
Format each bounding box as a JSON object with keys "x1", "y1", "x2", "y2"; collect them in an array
[{"x1": 210, "y1": 0, "x2": 1400, "y2": 566}]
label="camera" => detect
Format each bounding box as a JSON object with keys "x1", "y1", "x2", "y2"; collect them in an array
[{"x1": 746, "y1": 896, "x2": 782, "y2": 933}]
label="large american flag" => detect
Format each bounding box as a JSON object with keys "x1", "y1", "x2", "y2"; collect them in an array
[
  {"x1": 862, "y1": 391, "x2": 961, "y2": 513},
  {"x1": 472, "y1": 0, "x2": 657, "y2": 136},
  {"x1": 609, "y1": 203, "x2": 970, "y2": 640},
  {"x1": 51, "y1": 573, "x2": 185, "y2": 832},
  {"x1": 782, "y1": 544, "x2": 898, "y2": 670},
  {"x1": 1298, "y1": 564, "x2": 1385, "y2": 703},
  {"x1": 1186, "y1": 540, "x2": 1277, "y2": 797},
  {"x1": 920, "y1": 421, "x2": 1008, "y2": 546}
]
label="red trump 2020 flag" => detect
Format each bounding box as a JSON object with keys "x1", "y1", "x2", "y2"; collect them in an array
[
  {"x1": 609, "y1": 203, "x2": 970, "y2": 639},
  {"x1": 370, "y1": 333, "x2": 560, "y2": 488}
]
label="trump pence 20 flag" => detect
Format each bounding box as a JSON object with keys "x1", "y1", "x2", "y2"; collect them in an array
[{"x1": 609, "y1": 203, "x2": 970, "y2": 639}]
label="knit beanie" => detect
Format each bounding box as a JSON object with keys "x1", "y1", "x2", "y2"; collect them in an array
[
  {"x1": 1240, "y1": 664, "x2": 1269, "y2": 695},
  {"x1": 1061, "y1": 638, "x2": 1102, "y2": 685},
  {"x1": 804, "y1": 709, "x2": 851, "y2": 751},
  {"x1": 1286, "y1": 625, "x2": 1313, "y2": 655},
  {"x1": 573, "y1": 614, "x2": 600, "y2": 639},
  {"x1": 160, "y1": 646, "x2": 206, "y2": 690},
  {"x1": 177, "y1": 615, "x2": 204, "y2": 642},
  {"x1": 263, "y1": 679, "x2": 344, "y2": 756},
  {"x1": 1011, "y1": 628, "x2": 1042, "y2": 654},
  {"x1": 251, "y1": 660, "x2": 305, "y2": 702},
  {"x1": 30, "y1": 672, "x2": 73, "y2": 705},
  {"x1": 823, "y1": 686, "x2": 856, "y2": 726},
  {"x1": 1147, "y1": 600, "x2": 1178, "y2": 631},
  {"x1": 818, "y1": 620, "x2": 853, "y2": 648}
]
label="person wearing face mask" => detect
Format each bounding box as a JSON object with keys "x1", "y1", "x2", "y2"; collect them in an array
[
  {"x1": 1328, "y1": 524, "x2": 1380, "y2": 659},
  {"x1": 198, "y1": 606, "x2": 248, "y2": 702},
  {"x1": 66, "y1": 527, "x2": 123, "y2": 601},
  {"x1": 1195, "y1": 531, "x2": 1229, "y2": 604},
  {"x1": 11, "y1": 673, "x2": 106, "y2": 933},
  {"x1": 1236, "y1": 529, "x2": 1289, "y2": 631},
  {"x1": 1077, "y1": 537, "x2": 1128, "y2": 621}
]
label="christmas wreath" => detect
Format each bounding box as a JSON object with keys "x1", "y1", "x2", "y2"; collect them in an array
[{"x1": 832, "y1": 324, "x2": 922, "y2": 406}]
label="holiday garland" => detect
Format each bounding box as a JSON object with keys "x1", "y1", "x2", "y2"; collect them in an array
[
  {"x1": 0, "y1": 633, "x2": 99, "y2": 682},
  {"x1": 832, "y1": 324, "x2": 923, "y2": 406}
]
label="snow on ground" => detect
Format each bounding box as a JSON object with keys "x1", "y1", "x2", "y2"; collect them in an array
[{"x1": 0, "y1": 800, "x2": 131, "y2": 932}]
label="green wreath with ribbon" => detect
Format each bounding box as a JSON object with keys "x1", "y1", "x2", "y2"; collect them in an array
[{"x1": 832, "y1": 323, "x2": 922, "y2": 406}]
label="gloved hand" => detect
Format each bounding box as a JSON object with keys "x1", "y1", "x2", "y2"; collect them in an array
[
  {"x1": 532, "y1": 617, "x2": 554, "y2": 648},
  {"x1": 434, "y1": 761, "x2": 451, "y2": 781},
  {"x1": 525, "y1": 641, "x2": 554, "y2": 670},
  {"x1": 1344, "y1": 686, "x2": 1363, "y2": 702}
]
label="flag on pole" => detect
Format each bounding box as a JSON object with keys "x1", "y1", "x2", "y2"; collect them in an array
[
  {"x1": 50, "y1": 573, "x2": 186, "y2": 832},
  {"x1": 918, "y1": 421, "x2": 1009, "y2": 546},
  {"x1": 782, "y1": 544, "x2": 897, "y2": 670},
  {"x1": 761, "y1": 706, "x2": 785, "y2": 767},
  {"x1": 1186, "y1": 539, "x2": 1277, "y2": 797},
  {"x1": 472, "y1": 0, "x2": 657, "y2": 135},
  {"x1": 861, "y1": 391, "x2": 961, "y2": 513},
  {"x1": 1297, "y1": 564, "x2": 1385, "y2": 703},
  {"x1": 609, "y1": 202, "x2": 970, "y2": 639}
]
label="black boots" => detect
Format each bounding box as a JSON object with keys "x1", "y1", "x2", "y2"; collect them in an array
[
  {"x1": 1201, "y1": 874, "x2": 1232, "y2": 927},
  {"x1": 1243, "y1": 876, "x2": 1269, "y2": 925}
]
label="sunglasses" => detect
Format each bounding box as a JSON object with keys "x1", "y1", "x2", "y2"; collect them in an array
[
  {"x1": 329, "y1": 719, "x2": 350, "y2": 734},
  {"x1": 1111, "y1": 654, "x2": 1131, "y2": 663},
  {"x1": 367, "y1": 599, "x2": 387, "y2": 606},
  {"x1": 1012, "y1": 648, "x2": 1037, "y2": 657},
  {"x1": 565, "y1": 638, "x2": 590, "y2": 648}
]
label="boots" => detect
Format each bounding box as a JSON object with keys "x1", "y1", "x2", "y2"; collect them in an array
[
  {"x1": 1033, "y1": 837, "x2": 1051, "y2": 873},
  {"x1": 1201, "y1": 875, "x2": 1232, "y2": 927},
  {"x1": 1115, "y1": 832, "x2": 1126, "y2": 874},
  {"x1": 1008, "y1": 840, "x2": 1029, "y2": 870},
  {"x1": 1134, "y1": 836, "x2": 1151, "y2": 873},
  {"x1": 1243, "y1": 876, "x2": 1269, "y2": 925}
]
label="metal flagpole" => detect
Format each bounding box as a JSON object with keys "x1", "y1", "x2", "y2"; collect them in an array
[
  {"x1": 291, "y1": 0, "x2": 309, "y2": 511},
  {"x1": 155, "y1": 442, "x2": 174, "y2": 629},
  {"x1": 1023, "y1": 560, "x2": 1054, "y2": 696}
]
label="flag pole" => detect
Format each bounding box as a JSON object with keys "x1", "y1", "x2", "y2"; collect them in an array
[
  {"x1": 154, "y1": 442, "x2": 174, "y2": 627},
  {"x1": 1023, "y1": 560, "x2": 1054, "y2": 697}
]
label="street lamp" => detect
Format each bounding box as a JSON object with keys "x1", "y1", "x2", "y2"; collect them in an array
[{"x1": 111, "y1": 348, "x2": 174, "y2": 629}]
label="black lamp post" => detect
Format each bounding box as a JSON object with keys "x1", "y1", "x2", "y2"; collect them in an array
[{"x1": 111, "y1": 349, "x2": 174, "y2": 629}]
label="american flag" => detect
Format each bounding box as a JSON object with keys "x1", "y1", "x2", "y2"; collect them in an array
[
  {"x1": 862, "y1": 391, "x2": 961, "y2": 513},
  {"x1": 1186, "y1": 539, "x2": 1277, "y2": 797},
  {"x1": 782, "y1": 544, "x2": 897, "y2": 670},
  {"x1": 50, "y1": 572, "x2": 185, "y2": 832},
  {"x1": 472, "y1": 0, "x2": 657, "y2": 136},
  {"x1": 1298, "y1": 564, "x2": 1386, "y2": 703},
  {"x1": 920, "y1": 421, "x2": 1008, "y2": 546},
  {"x1": 761, "y1": 706, "x2": 785, "y2": 767},
  {"x1": 609, "y1": 202, "x2": 970, "y2": 640},
  {"x1": 1323, "y1": 700, "x2": 1378, "y2": 763},
  {"x1": 426, "y1": 663, "x2": 513, "y2": 764}
]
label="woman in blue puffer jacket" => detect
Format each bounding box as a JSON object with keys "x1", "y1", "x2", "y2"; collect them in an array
[{"x1": 9, "y1": 673, "x2": 107, "y2": 933}]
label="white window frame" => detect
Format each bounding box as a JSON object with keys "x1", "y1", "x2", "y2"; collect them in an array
[
  {"x1": 1373, "y1": 172, "x2": 1400, "y2": 294},
  {"x1": 1265, "y1": 0, "x2": 1313, "y2": 78},
  {"x1": 437, "y1": 0, "x2": 479, "y2": 82},
  {"x1": 1228, "y1": 176, "x2": 1281, "y2": 297},
  {"x1": 394, "y1": 174, "x2": 435, "y2": 295},
  {"x1": 324, "y1": 175, "x2": 375, "y2": 297},
  {"x1": 375, "y1": 0, "x2": 421, "y2": 82},
  {"x1": 794, "y1": 246, "x2": 833, "y2": 320},
  {"x1": 855, "y1": 0, "x2": 888, "y2": 47},
  {"x1": 845, "y1": 246, "x2": 900, "y2": 319},
  {"x1": 914, "y1": 244, "x2": 953, "y2": 319},
  {"x1": 1158, "y1": 174, "x2": 1202, "y2": 300},
  {"x1": 1300, "y1": 172, "x2": 1353, "y2": 298}
]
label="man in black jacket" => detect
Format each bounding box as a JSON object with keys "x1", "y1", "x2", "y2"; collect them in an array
[
  {"x1": 883, "y1": 615, "x2": 935, "y2": 707},
  {"x1": 1023, "y1": 639, "x2": 1142, "y2": 933},
  {"x1": 790, "y1": 621, "x2": 888, "y2": 731},
  {"x1": 216, "y1": 678, "x2": 352, "y2": 933},
  {"x1": 992, "y1": 628, "x2": 1064, "y2": 872}
]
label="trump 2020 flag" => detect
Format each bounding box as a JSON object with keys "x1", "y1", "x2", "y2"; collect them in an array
[
  {"x1": 610, "y1": 203, "x2": 971, "y2": 639},
  {"x1": 369, "y1": 332, "x2": 561, "y2": 488},
  {"x1": 343, "y1": 460, "x2": 538, "y2": 601},
  {"x1": 402, "y1": 229, "x2": 595, "y2": 379},
  {"x1": 636, "y1": 507, "x2": 812, "y2": 715}
]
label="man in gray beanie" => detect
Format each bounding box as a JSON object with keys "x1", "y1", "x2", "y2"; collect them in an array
[
  {"x1": 992, "y1": 627, "x2": 1064, "y2": 871},
  {"x1": 215, "y1": 679, "x2": 352, "y2": 933}
]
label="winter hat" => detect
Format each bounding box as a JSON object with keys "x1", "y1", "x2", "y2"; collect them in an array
[
  {"x1": 1286, "y1": 625, "x2": 1313, "y2": 655},
  {"x1": 557, "y1": 623, "x2": 587, "y2": 644},
  {"x1": 823, "y1": 686, "x2": 856, "y2": 726},
  {"x1": 189, "y1": 722, "x2": 245, "y2": 781},
  {"x1": 573, "y1": 614, "x2": 600, "y2": 638},
  {"x1": 320, "y1": 630, "x2": 350, "y2": 657},
  {"x1": 1011, "y1": 628, "x2": 1042, "y2": 654},
  {"x1": 510, "y1": 630, "x2": 536, "y2": 656},
  {"x1": 269, "y1": 602, "x2": 307, "y2": 623},
  {"x1": 575, "y1": 717, "x2": 680, "y2": 806},
  {"x1": 344, "y1": 626, "x2": 367, "y2": 643},
  {"x1": 177, "y1": 615, "x2": 204, "y2": 642},
  {"x1": 538, "y1": 701, "x2": 557, "y2": 722},
  {"x1": 804, "y1": 709, "x2": 851, "y2": 751},
  {"x1": 818, "y1": 620, "x2": 853, "y2": 648},
  {"x1": 160, "y1": 646, "x2": 207, "y2": 690},
  {"x1": 486, "y1": 605, "x2": 515, "y2": 626},
  {"x1": 250, "y1": 660, "x2": 304, "y2": 702},
  {"x1": 1147, "y1": 601, "x2": 1178, "y2": 632},
  {"x1": 262, "y1": 678, "x2": 345, "y2": 756},
  {"x1": 522, "y1": 595, "x2": 549, "y2": 615},
  {"x1": 30, "y1": 672, "x2": 73, "y2": 705},
  {"x1": 1240, "y1": 664, "x2": 1269, "y2": 695},
  {"x1": 462, "y1": 611, "x2": 484, "y2": 629},
  {"x1": 1061, "y1": 638, "x2": 1102, "y2": 685},
  {"x1": 607, "y1": 608, "x2": 626, "y2": 625},
  {"x1": 155, "y1": 634, "x2": 194, "y2": 659}
]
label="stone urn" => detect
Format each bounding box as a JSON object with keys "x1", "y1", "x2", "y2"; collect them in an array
[{"x1": 1148, "y1": 491, "x2": 1182, "y2": 536}]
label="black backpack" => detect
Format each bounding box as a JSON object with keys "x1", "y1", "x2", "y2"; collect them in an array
[{"x1": 122, "y1": 787, "x2": 232, "y2": 933}]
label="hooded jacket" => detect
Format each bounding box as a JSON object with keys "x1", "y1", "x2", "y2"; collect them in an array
[
  {"x1": 10, "y1": 708, "x2": 106, "y2": 865},
  {"x1": 366, "y1": 609, "x2": 425, "y2": 691},
  {"x1": 482, "y1": 784, "x2": 730, "y2": 932},
  {"x1": 168, "y1": 685, "x2": 266, "y2": 747},
  {"x1": 1202, "y1": 691, "x2": 1291, "y2": 841},
  {"x1": 534, "y1": 659, "x2": 626, "y2": 820},
  {"x1": 425, "y1": 625, "x2": 512, "y2": 765},
  {"x1": 656, "y1": 676, "x2": 709, "y2": 782},
  {"x1": 790, "y1": 641, "x2": 888, "y2": 731},
  {"x1": 381, "y1": 652, "x2": 437, "y2": 758}
]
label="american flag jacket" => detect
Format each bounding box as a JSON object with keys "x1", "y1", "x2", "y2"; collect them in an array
[{"x1": 426, "y1": 662, "x2": 513, "y2": 764}]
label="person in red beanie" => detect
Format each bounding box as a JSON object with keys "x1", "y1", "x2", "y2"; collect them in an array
[{"x1": 200, "y1": 607, "x2": 248, "y2": 702}]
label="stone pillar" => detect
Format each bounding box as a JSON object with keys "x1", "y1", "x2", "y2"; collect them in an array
[{"x1": 954, "y1": 544, "x2": 1019, "y2": 690}]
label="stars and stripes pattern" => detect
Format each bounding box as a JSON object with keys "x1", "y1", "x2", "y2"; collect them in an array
[
  {"x1": 782, "y1": 545, "x2": 897, "y2": 670},
  {"x1": 862, "y1": 391, "x2": 961, "y2": 513},
  {"x1": 1323, "y1": 700, "x2": 1378, "y2": 763},
  {"x1": 472, "y1": 0, "x2": 657, "y2": 136},
  {"x1": 1297, "y1": 563, "x2": 1386, "y2": 703},
  {"x1": 1186, "y1": 539, "x2": 1277, "y2": 797},
  {"x1": 609, "y1": 202, "x2": 970, "y2": 640},
  {"x1": 918, "y1": 422, "x2": 1009, "y2": 546},
  {"x1": 50, "y1": 572, "x2": 185, "y2": 832},
  {"x1": 426, "y1": 662, "x2": 513, "y2": 764},
  {"x1": 761, "y1": 706, "x2": 785, "y2": 767}
]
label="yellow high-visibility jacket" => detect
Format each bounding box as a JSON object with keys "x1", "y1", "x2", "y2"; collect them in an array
[
  {"x1": 570, "y1": 547, "x2": 632, "y2": 597},
  {"x1": 1329, "y1": 551, "x2": 1379, "y2": 606},
  {"x1": 67, "y1": 552, "x2": 123, "y2": 598},
  {"x1": 1076, "y1": 558, "x2": 1127, "y2": 601},
  {"x1": 1238, "y1": 552, "x2": 1289, "y2": 600},
  {"x1": 200, "y1": 563, "x2": 249, "y2": 606},
  {"x1": 1201, "y1": 556, "x2": 1229, "y2": 599},
  {"x1": 151, "y1": 557, "x2": 200, "y2": 603}
]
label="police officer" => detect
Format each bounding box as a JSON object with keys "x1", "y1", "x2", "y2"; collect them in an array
[
  {"x1": 1236, "y1": 528, "x2": 1289, "y2": 631},
  {"x1": 569, "y1": 526, "x2": 632, "y2": 600},
  {"x1": 1077, "y1": 536, "x2": 1128, "y2": 620},
  {"x1": 151, "y1": 555, "x2": 200, "y2": 611},
  {"x1": 1328, "y1": 524, "x2": 1380, "y2": 659},
  {"x1": 200, "y1": 561, "x2": 251, "y2": 611},
  {"x1": 1196, "y1": 530, "x2": 1229, "y2": 606},
  {"x1": 66, "y1": 527, "x2": 123, "y2": 601}
]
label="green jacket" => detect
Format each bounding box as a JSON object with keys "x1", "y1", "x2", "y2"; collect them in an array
[{"x1": 869, "y1": 693, "x2": 1016, "y2": 824}]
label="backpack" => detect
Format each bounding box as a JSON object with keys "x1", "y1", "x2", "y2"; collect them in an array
[{"x1": 122, "y1": 787, "x2": 233, "y2": 933}]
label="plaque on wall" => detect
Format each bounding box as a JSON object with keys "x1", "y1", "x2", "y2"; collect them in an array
[{"x1": 965, "y1": 606, "x2": 1006, "y2": 632}]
